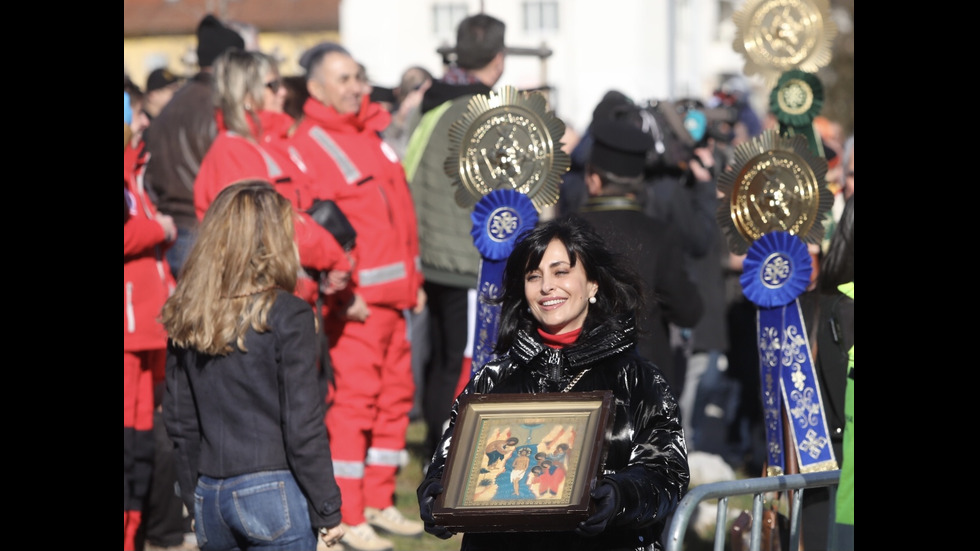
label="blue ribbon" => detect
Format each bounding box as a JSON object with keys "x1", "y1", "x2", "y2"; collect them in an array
[
  {"x1": 469, "y1": 190, "x2": 538, "y2": 374},
  {"x1": 744, "y1": 232, "x2": 838, "y2": 475},
  {"x1": 741, "y1": 231, "x2": 811, "y2": 308}
]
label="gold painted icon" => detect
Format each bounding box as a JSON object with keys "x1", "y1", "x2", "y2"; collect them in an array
[
  {"x1": 733, "y1": 0, "x2": 838, "y2": 89},
  {"x1": 716, "y1": 130, "x2": 832, "y2": 254},
  {"x1": 445, "y1": 86, "x2": 570, "y2": 213}
]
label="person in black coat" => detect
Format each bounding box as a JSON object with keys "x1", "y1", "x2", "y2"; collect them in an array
[
  {"x1": 418, "y1": 216, "x2": 690, "y2": 551},
  {"x1": 161, "y1": 181, "x2": 345, "y2": 550},
  {"x1": 574, "y1": 119, "x2": 704, "y2": 395}
]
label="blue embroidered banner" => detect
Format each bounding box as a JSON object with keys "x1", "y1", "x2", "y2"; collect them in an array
[
  {"x1": 743, "y1": 231, "x2": 838, "y2": 474},
  {"x1": 469, "y1": 190, "x2": 538, "y2": 374}
]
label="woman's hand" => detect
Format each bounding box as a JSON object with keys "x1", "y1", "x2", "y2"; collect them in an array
[
  {"x1": 344, "y1": 293, "x2": 371, "y2": 322},
  {"x1": 322, "y1": 269, "x2": 350, "y2": 295},
  {"x1": 319, "y1": 524, "x2": 345, "y2": 547},
  {"x1": 418, "y1": 479, "x2": 454, "y2": 539},
  {"x1": 575, "y1": 479, "x2": 621, "y2": 537}
]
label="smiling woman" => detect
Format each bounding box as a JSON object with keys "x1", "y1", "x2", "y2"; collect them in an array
[
  {"x1": 524, "y1": 237, "x2": 598, "y2": 335},
  {"x1": 418, "y1": 216, "x2": 691, "y2": 551}
]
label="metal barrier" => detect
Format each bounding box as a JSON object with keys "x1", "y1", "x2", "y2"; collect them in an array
[{"x1": 665, "y1": 470, "x2": 841, "y2": 551}]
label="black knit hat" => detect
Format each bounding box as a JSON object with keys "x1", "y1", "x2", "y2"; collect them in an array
[
  {"x1": 146, "y1": 68, "x2": 180, "y2": 93},
  {"x1": 196, "y1": 14, "x2": 244, "y2": 69},
  {"x1": 589, "y1": 120, "x2": 654, "y2": 178},
  {"x1": 589, "y1": 90, "x2": 635, "y2": 131}
]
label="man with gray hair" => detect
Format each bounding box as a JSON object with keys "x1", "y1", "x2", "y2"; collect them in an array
[{"x1": 289, "y1": 42, "x2": 426, "y2": 551}]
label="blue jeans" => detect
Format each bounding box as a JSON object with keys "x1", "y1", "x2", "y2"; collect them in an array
[
  {"x1": 194, "y1": 470, "x2": 315, "y2": 551},
  {"x1": 165, "y1": 226, "x2": 198, "y2": 280}
]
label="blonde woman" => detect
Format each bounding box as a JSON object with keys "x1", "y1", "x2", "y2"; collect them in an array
[
  {"x1": 161, "y1": 181, "x2": 345, "y2": 550},
  {"x1": 194, "y1": 48, "x2": 352, "y2": 311}
]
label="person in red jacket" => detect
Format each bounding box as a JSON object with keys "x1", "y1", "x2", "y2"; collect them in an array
[
  {"x1": 289, "y1": 42, "x2": 426, "y2": 551},
  {"x1": 124, "y1": 121, "x2": 176, "y2": 551},
  {"x1": 193, "y1": 49, "x2": 352, "y2": 311}
]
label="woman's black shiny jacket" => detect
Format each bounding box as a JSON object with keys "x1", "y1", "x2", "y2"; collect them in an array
[{"x1": 419, "y1": 315, "x2": 690, "y2": 551}]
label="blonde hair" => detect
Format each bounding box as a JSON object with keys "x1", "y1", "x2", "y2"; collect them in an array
[
  {"x1": 212, "y1": 49, "x2": 277, "y2": 140},
  {"x1": 160, "y1": 180, "x2": 300, "y2": 355}
]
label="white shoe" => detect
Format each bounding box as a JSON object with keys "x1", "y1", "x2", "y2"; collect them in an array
[
  {"x1": 339, "y1": 522, "x2": 393, "y2": 551},
  {"x1": 364, "y1": 505, "x2": 424, "y2": 537}
]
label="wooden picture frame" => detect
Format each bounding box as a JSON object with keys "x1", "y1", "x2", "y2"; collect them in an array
[{"x1": 432, "y1": 390, "x2": 614, "y2": 532}]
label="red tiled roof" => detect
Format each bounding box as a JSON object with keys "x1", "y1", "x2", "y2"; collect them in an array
[{"x1": 123, "y1": 0, "x2": 340, "y2": 37}]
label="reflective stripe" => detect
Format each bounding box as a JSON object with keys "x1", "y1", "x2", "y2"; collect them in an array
[
  {"x1": 288, "y1": 145, "x2": 308, "y2": 174},
  {"x1": 332, "y1": 459, "x2": 365, "y2": 479},
  {"x1": 226, "y1": 131, "x2": 282, "y2": 178},
  {"x1": 366, "y1": 447, "x2": 409, "y2": 467},
  {"x1": 359, "y1": 261, "x2": 407, "y2": 287},
  {"x1": 126, "y1": 282, "x2": 135, "y2": 333},
  {"x1": 308, "y1": 126, "x2": 361, "y2": 184},
  {"x1": 255, "y1": 146, "x2": 283, "y2": 178}
]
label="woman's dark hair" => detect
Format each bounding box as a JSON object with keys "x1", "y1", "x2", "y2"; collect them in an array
[
  {"x1": 282, "y1": 75, "x2": 309, "y2": 121},
  {"x1": 818, "y1": 195, "x2": 854, "y2": 293},
  {"x1": 492, "y1": 216, "x2": 645, "y2": 353}
]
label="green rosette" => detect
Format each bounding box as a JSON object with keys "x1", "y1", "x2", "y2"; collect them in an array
[
  {"x1": 770, "y1": 70, "x2": 824, "y2": 128},
  {"x1": 770, "y1": 70, "x2": 825, "y2": 158}
]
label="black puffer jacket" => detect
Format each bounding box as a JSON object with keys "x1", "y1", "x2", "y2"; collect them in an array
[{"x1": 420, "y1": 315, "x2": 689, "y2": 551}]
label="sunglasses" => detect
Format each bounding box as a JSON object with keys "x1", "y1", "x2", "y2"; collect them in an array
[{"x1": 265, "y1": 79, "x2": 283, "y2": 93}]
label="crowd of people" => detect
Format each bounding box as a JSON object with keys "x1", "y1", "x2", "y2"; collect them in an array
[{"x1": 125, "y1": 10, "x2": 853, "y2": 551}]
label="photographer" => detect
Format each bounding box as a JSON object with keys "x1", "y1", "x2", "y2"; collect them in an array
[
  {"x1": 639, "y1": 97, "x2": 734, "y2": 259},
  {"x1": 635, "y1": 98, "x2": 752, "y2": 470}
]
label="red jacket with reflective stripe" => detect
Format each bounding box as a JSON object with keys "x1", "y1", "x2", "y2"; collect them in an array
[
  {"x1": 124, "y1": 147, "x2": 175, "y2": 351},
  {"x1": 194, "y1": 110, "x2": 351, "y2": 279},
  {"x1": 290, "y1": 96, "x2": 422, "y2": 309}
]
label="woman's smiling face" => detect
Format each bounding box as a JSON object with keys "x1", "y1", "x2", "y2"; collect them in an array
[{"x1": 525, "y1": 238, "x2": 597, "y2": 335}]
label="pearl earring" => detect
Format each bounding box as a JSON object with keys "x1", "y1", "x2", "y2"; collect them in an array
[{"x1": 589, "y1": 296, "x2": 597, "y2": 304}]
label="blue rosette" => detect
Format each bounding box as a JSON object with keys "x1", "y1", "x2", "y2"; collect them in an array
[
  {"x1": 740, "y1": 231, "x2": 812, "y2": 308},
  {"x1": 470, "y1": 189, "x2": 539, "y2": 261}
]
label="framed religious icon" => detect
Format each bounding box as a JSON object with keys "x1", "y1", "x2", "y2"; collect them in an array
[{"x1": 432, "y1": 390, "x2": 614, "y2": 532}]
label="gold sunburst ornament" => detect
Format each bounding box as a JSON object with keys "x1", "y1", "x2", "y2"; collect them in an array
[
  {"x1": 444, "y1": 85, "x2": 570, "y2": 213},
  {"x1": 716, "y1": 129, "x2": 832, "y2": 255},
  {"x1": 733, "y1": 0, "x2": 838, "y2": 89}
]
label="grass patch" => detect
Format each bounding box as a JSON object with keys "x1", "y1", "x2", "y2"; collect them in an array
[{"x1": 383, "y1": 420, "x2": 462, "y2": 551}]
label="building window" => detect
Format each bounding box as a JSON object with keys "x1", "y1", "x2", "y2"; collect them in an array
[
  {"x1": 433, "y1": 3, "x2": 468, "y2": 34},
  {"x1": 523, "y1": 1, "x2": 559, "y2": 32}
]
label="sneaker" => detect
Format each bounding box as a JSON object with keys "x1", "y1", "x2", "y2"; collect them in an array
[
  {"x1": 364, "y1": 505, "x2": 424, "y2": 537},
  {"x1": 339, "y1": 522, "x2": 393, "y2": 551}
]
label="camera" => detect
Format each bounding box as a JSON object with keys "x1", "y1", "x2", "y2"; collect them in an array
[{"x1": 600, "y1": 97, "x2": 738, "y2": 176}]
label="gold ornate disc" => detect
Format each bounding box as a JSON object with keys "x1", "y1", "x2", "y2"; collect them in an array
[
  {"x1": 733, "y1": 0, "x2": 838, "y2": 89},
  {"x1": 716, "y1": 130, "x2": 832, "y2": 254},
  {"x1": 445, "y1": 86, "x2": 570, "y2": 212}
]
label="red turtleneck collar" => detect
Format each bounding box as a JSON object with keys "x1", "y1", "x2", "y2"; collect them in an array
[{"x1": 537, "y1": 327, "x2": 582, "y2": 349}]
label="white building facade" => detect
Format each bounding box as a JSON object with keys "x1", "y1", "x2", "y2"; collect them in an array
[{"x1": 339, "y1": 0, "x2": 762, "y2": 135}]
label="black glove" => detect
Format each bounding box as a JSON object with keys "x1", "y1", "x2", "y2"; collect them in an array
[
  {"x1": 417, "y1": 479, "x2": 454, "y2": 539},
  {"x1": 575, "y1": 479, "x2": 621, "y2": 537}
]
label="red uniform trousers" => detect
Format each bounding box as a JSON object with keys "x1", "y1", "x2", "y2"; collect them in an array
[
  {"x1": 123, "y1": 348, "x2": 165, "y2": 551},
  {"x1": 325, "y1": 306, "x2": 414, "y2": 525}
]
